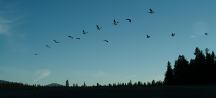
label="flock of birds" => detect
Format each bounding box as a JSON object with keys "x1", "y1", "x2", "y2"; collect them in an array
[{"x1": 33, "y1": 8, "x2": 208, "y2": 56}]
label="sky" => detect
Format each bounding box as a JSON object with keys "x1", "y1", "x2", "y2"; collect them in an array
[{"x1": 1, "y1": 0, "x2": 216, "y2": 85}]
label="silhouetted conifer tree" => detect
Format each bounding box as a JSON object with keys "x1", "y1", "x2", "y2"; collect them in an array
[
  {"x1": 137, "y1": 81, "x2": 142, "y2": 86},
  {"x1": 192, "y1": 47, "x2": 206, "y2": 84},
  {"x1": 128, "y1": 80, "x2": 133, "y2": 86},
  {"x1": 173, "y1": 55, "x2": 189, "y2": 85},
  {"x1": 96, "y1": 83, "x2": 101, "y2": 87},
  {"x1": 164, "y1": 47, "x2": 216, "y2": 85},
  {"x1": 83, "y1": 82, "x2": 86, "y2": 87},
  {"x1": 151, "y1": 80, "x2": 155, "y2": 86},
  {"x1": 164, "y1": 61, "x2": 174, "y2": 85},
  {"x1": 66, "y1": 80, "x2": 69, "y2": 87}
]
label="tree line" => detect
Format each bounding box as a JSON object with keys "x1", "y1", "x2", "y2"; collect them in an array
[
  {"x1": 1, "y1": 47, "x2": 216, "y2": 88},
  {"x1": 0, "y1": 80, "x2": 164, "y2": 88},
  {"x1": 164, "y1": 47, "x2": 216, "y2": 85}
]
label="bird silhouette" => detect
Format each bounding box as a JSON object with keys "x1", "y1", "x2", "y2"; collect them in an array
[
  {"x1": 148, "y1": 8, "x2": 155, "y2": 14},
  {"x1": 171, "y1": 33, "x2": 175, "y2": 37},
  {"x1": 125, "y1": 19, "x2": 132, "y2": 23},
  {"x1": 53, "y1": 40, "x2": 60, "y2": 43},
  {"x1": 96, "y1": 25, "x2": 102, "y2": 31},
  {"x1": 76, "y1": 38, "x2": 81, "y2": 40},
  {"x1": 68, "y1": 36, "x2": 74, "y2": 39},
  {"x1": 45, "y1": 45, "x2": 51, "y2": 48},
  {"x1": 34, "y1": 53, "x2": 38, "y2": 56},
  {"x1": 204, "y1": 33, "x2": 208, "y2": 36},
  {"x1": 82, "y1": 30, "x2": 88, "y2": 34},
  {"x1": 113, "y1": 19, "x2": 119, "y2": 25},
  {"x1": 146, "y1": 35, "x2": 151, "y2": 38},
  {"x1": 103, "y1": 40, "x2": 109, "y2": 43}
]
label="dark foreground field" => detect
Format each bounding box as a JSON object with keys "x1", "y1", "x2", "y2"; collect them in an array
[{"x1": 0, "y1": 86, "x2": 216, "y2": 98}]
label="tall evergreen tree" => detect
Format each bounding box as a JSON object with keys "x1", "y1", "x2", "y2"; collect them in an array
[
  {"x1": 193, "y1": 47, "x2": 206, "y2": 84},
  {"x1": 173, "y1": 55, "x2": 189, "y2": 85},
  {"x1": 204, "y1": 48, "x2": 212, "y2": 84},
  {"x1": 66, "y1": 80, "x2": 69, "y2": 87},
  {"x1": 164, "y1": 61, "x2": 174, "y2": 85},
  {"x1": 83, "y1": 82, "x2": 86, "y2": 87},
  {"x1": 211, "y1": 51, "x2": 216, "y2": 83}
]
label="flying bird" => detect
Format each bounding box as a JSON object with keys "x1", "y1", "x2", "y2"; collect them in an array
[
  {"x1": 46, "y1": 45, "x2": 51, "y2": 48},
  {"x1": 113, "y1": 19, "x2": 119, "y2": 25},
  {"x1": 171, "y1": 33, "x2": 175, "y2": 37},
  {"x1": 148, "y1": 8, "x2": 155, "y2": 14},
  {"x1": 125, "y1": 19, "x2": 132, "y2": 23},
  {"x1": 96, "y1": 25, "x2": 102, "y2": 31},
  {"x1": 34, "y1": 53, "x2": 38, "y2": 56},
  {"x1": 68, "y1": 36, "x2": 74, "y2": 39},
  {"x1": 103, "y1": 40, "x2": 109, "y2": 43},
  {"x1": 82, "y1": 30, "x2": 88, "y2": 34},
  {"x1": 53, "y1": 40, "x2": 60, "y2": 43},
  {"x1": 76, "y1": 38, "x2": 81, "y2": 40},
  {"x1": 146, "y1": 35, "x2": 151, "y2": 38},
  {"x1": 204, "y1": 33, "x2": 208, "y2": 36}
]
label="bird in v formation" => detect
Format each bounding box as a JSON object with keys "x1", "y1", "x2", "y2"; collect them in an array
[
  {"x1": 53, "y1": 40, "x2": 60, "y2": 43},
  {"x1": 125, "y1": 19, "x2": 132, "y2": 23},
  {"x1": 204, "y1": 33, "x2": 208, "y2": 36},
  {"x1": 68, "y1": 35, "x2": 74, "y2": 39},
  {"x1": 34, "y1": 8, "x2": 209, "y2": 55},
  {"x1": 82, "y1": 30, "x2": 88, "y2": 35},
  {"x1": 103, "y1": 40, "x2": 109, "y2": 43},
  {"x1": 146, "y1": 35, "x2": 151, "y2": 38},
  {"x1": 96, "y1": 25, "x2": 102, "y2": 31},
  {"x1": 148, "y1": 8, "x2": 154, "y2": 14},
  {"x1": 171, "y1": 33, "x2": 175, "y2": 37},
  {"x1": 113, "y1": 19, "x2": 119, "y2": 25}
]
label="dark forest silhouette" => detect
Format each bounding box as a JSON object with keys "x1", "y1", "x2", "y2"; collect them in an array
[
  {"x1": 1, "y1": 47, "x2": 216, "y2": 89},
  {"x1": 164, "y1": 47, "x2": 216, "y2": 85},
  {"x1": 2, "y1": 47, "x2": 216, "y2": 98}
]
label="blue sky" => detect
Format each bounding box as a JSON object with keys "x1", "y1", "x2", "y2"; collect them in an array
[{"x1": 1, "y1": 0, "x2": 216, "y2": 85}]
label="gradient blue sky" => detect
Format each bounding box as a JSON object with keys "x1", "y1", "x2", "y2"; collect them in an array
[{"x1": 1, "y1": 0, "x2": 216, "y2": 85}]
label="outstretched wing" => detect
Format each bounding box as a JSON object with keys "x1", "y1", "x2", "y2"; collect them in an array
[{"x1": 126, "y1": 19, "x2": 131, "y2": 22}]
